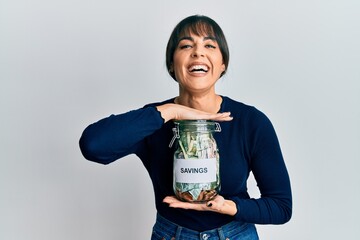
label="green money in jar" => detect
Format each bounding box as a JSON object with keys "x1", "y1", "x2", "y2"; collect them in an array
[{"x1": 170, "y1": 120, "x2": 221, "y2": 203}]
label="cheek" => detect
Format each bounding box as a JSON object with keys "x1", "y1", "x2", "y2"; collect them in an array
[
  {"x1": 173, "y1": 55, "x2": 187, "y2": 72},
  {"x1": 215, "y1": 60, "x2": 225, "y2": 72},
  {"x1": 173, "y1": 51, "x2": 183, "y2": 63},
  {"x1": 173, "y1": 65, "x2": 186, "y2": 81},
  {"x1": 214, "y1": 53, "x2": 225, "y2": 71},
  {"x1": 172, "y1": 56, "x2": 182, "y2": 70}
]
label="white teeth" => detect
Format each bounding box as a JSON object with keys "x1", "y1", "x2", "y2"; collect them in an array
[{"x1": 189, "y1": 65, "x2": 208, "y2": 72}]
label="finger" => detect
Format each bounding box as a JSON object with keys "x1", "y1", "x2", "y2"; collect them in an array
[
  {"x1": 211, "y1": 112, "x2": 233, "y2": 121},
  {"x1": 168, "y1": 201, "x2": 193, "y2": 209},
  {"x1": 169, "y1": 201, "x2": 207, "y2": 211},
  {"x1": 163, "y1": 196, "x2": 179, "y2": 204},
  {"x1": 206, "y1": 196, "x2": 225, "y2": 212},
  {"x1": 163, "y1": 196, "x2": 208, "y2": 210}
]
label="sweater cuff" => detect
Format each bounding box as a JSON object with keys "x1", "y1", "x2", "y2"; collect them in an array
[
  {"x1": 228, "y1": 196, "x2": 242, "y2": 221},
  {"x1": 152, "y1": 106, "x2": 165, "y2": 124}
]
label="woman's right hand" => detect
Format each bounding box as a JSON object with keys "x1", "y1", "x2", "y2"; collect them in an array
[{"x1": 156, "y1": 103, "x2": 233, "y2": 123}]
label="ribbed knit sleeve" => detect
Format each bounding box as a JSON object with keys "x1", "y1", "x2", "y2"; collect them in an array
[{"x1": 79, "y1": 106, "x2": 164, "y2": 164}]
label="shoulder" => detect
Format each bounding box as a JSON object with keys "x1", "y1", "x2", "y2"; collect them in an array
[
  {"x1": 221, "y1": 96, "x2": 263, "y2": 117},
  {"x1": 143, "y1": 98, "x2": 175, "y2": 108},
  {"x1": 221, "y1": 96, "x2": 272, "y2": 126}
]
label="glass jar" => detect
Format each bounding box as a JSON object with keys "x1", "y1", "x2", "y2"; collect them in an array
[{"x1": 171, "y1": 120, "x2": 221, "y2": 202}]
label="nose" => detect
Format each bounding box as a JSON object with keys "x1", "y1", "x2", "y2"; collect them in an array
[{"x1": 191, "y1": 46, "x2": 204, "y2": 58}]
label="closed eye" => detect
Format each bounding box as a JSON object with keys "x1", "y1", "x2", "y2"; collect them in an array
[
  {"x1": 179, "y1": 44, "x2": 192, "y2": 49},
  {"x1": 205, "y1": 44, "x2": 216, "y2": 49}
]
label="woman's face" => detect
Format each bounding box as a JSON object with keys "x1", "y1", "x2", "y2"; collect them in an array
[{"x1": 172, "y1": 32, "x2": 225, "y2": 94}]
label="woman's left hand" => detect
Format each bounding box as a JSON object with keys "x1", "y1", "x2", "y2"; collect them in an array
[{"x1": 163, "y1": 195, "x2": 237, "y2": 216}]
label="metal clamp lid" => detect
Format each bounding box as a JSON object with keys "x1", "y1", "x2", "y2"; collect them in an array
[{"x1": 169, "y1": 121, "x2": 221, "y2": 148}]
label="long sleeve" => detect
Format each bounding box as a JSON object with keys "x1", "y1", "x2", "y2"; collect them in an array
[
  {"x1": 228, "y1": 107, "x2": 292, "y2": 224},
  {"x1": 78, "y1": 96, "x2": 292, "y2": 231},
  {"x1": 79, "y1": 106, "x2": 164, "y2": 164}
]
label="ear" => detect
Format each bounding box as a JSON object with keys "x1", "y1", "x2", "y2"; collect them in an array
[
  {"x1": 219, "y1": 62, "x2": 226, "y2": 78},
  {"x1": 221, "y1": 63, "x2": 226, "y2": 72}
]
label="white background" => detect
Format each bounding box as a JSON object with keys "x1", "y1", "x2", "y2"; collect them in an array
[{"x1": 1, "y1": 0, "x2": 359, "y2": 239}]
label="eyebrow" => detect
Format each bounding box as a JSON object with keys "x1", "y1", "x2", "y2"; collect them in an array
[{"x1": 178, "y1": 36, "x2": 217, "y2": 42}]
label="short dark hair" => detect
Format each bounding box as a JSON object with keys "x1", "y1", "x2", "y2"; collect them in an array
[{"x1": 166, "y1": 15, "x2": 230, "y2": 81}]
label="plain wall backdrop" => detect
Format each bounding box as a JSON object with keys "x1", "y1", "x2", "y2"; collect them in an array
[{"x1": 1, "y1": 0, "x2": 359, "y2": 239}]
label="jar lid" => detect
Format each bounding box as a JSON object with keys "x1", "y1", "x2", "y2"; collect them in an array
[
  {"x1": 174, "y1": 120, "x2": 220, "y2": 132},
  {"x1": 169, "y1": 120, "x2": 221, "y2": 148}
]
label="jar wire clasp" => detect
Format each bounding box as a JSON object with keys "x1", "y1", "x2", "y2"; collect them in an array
[
  {"x1": 169, "y1": 122, "x2": 180, "y2": 148},
  {"x1": 168, "y1": 122, "x2": 221, "y2": 148}
]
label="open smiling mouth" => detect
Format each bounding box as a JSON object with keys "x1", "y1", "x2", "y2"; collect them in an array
[{"x1": 188, "y1": 65, "x2": 209, "y2": 73}]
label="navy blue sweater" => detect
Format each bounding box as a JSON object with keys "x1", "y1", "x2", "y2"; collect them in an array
[{"x1": 79, "y1": 96, "x2": 292, "y2": 231}]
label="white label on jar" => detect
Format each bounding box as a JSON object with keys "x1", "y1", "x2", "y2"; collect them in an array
[{"x1": 174, "y1": 158, "x2": 217, "y2": 183}]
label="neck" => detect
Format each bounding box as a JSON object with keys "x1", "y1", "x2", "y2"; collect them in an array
[{"x1": 175, "y1": 92, "x2": 222, "y2": 113}]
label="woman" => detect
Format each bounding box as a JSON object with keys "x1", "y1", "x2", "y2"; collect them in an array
[{"x1": 79, "y1": 15, "x2": 292, "y2": 240}]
